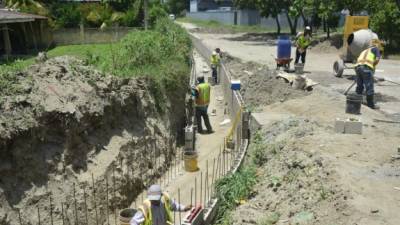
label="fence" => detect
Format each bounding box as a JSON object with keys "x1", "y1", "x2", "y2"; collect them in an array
[{"x1": 53, "y1": 26, "x2": 139, "y2": 45}]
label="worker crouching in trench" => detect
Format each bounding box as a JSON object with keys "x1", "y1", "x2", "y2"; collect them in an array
[{"x1": 130, "y1": 185, "x2": 192, "y2": 225}]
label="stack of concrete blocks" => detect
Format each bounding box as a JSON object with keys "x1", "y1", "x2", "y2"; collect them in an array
[
  {"x1": 185, "y1": 125, "x2": 195, "y2": 152},
  {"x1": 335, "y1": 118, "x2": 363, "y2": 134}
]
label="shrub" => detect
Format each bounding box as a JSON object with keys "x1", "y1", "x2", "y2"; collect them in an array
[
  {"x1": 149, "y1": 4, "x2": 168, "y2": 27},
  {"x1": 49, "y1": 3, "x2": 82, "y2": 28}
]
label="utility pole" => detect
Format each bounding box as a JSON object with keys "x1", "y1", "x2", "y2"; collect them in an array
[{"x1": 144, "y1": 0, "x2": 149, "y2": 30}]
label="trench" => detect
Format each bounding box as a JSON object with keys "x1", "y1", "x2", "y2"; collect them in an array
[{"x1": 0, "y1": 36, "x2": 251, "y2": 225}]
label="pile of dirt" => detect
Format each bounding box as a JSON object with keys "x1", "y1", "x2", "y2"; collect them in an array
[
  {"x1": 223, "y1": 56, "x2": 308, "y2": 109},
  {"x1": 232, "y1": 118, "x2": 353, "y2": 225},
  {"x1": 0, "y1": 57, "x2": 185, "y2": 225},
  {"x1": 310, "y1": 34, "x2": 343, "y2": 54}
]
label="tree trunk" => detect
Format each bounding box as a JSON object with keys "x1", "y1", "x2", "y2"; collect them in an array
[
  {"x1": 285, "y1": 12, "x2": 296, "y2": 35},
  {"x1": 323, "y1": 18, "x2": 326, "y2": 32},
  {"x1": 327, "y1": 25, "x2": 330, "y2": 39},
  {"x1": 144, "y1": 0, "x2": 149, "y2": 30},
  {"x1": 292, "y1": 17, "x2": 298, "y2": 35},
  {"x1": 275, "y1": 16, "x2": 281, "y2": 34},
  {"x1": 300, "y1": 11, "x2": 308, "y2": 26}
]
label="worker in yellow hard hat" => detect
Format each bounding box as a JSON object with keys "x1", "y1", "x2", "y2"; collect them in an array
[
  {"x1": 295, "y1": 26, "x2": 312, "y2": 65},
  {"x1": 130, "y1": 184, "x2": 192, "y2": 225},
  {"x1": 354, "y1": 38, "x2": 382, "y2": 109},
  {"x1": 210, "y1": 50, "x2": 221, "y2": 84}
]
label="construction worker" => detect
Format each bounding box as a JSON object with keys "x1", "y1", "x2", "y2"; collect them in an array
[
  {"x1": 193, "y1": 75, "x2": 213, "y2": 134},
  {"x1": 210, "y1": 50, "x2": 220, "y2": 84},
  {"x1": 355, "y1": 39, "x2": 382, "y2": 109},
  {"x1": 130, "y1": 184, "x2": 192, "y2": 225},
  {"x1": 295, "y1": 26, "x2": 312, "y2": 64}
]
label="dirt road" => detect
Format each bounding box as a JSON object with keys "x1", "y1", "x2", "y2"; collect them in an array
[
  {"x1": 181, "y1": 22, "x2": 400, "y2": 225},
  {"x1": 181, "y1": 24, "x2": 400, "y2": 119}
]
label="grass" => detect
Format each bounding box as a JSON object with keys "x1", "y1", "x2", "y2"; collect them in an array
[
  {"x1": 177, "y1": 17, "x2": 289, "y2": 34},
  {"x1": 0, "y1": 19, "x2": 192, "y2": 113}
]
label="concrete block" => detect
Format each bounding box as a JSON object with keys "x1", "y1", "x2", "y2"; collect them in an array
[
  {"x1": 345, "y1": 118, "x2": 363, "y2": 134},
  {"x1": 334, "y1": 118, "x2": 345, "y2": 133}
]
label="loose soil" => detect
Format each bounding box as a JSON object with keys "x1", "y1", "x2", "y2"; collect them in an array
[{"x1": 0, "y1": 57, "x2": 186, "y2": 225}]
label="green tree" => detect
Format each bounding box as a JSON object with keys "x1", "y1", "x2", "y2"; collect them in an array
[{"x1": 167, "y1": 0, "x2": 189, "y2": 16}]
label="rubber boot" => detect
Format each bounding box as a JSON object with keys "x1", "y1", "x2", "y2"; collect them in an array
[{"x1": 367, "y1": 95, "x2": 380, "y2": 110}]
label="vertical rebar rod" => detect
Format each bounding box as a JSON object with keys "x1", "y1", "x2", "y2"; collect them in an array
[
  {"x1": 211, "y1": 158, "x2": 216, "y2": 198},
  {"x1": 194, "y1": 177, "x2": 197, "y2": 205},
  {"x1": 190, "y1": 188, "x2": 193, "y2": 207},
  {"x1": 84, "y1": 187, "x2": 89, "y2": 225},
  {"x1": 178, "y1": 188, "x2": 182, "y2": 225},
  {"x1": 200, "y1": 172, "x2": 202, "y2": 206},
  {"x1": 61, "y1": 203, "x2": 65, "y2": 225},
  {"x1": 18, "y1": 209, "x2": 22, "y2": 225},
  {"x1": 73, "y1": 183, "x2": 78, "y2": 225},
  {"x1": 92, "y1": 173, "x2": 99, "y2": 225},
  {"x1": 205, "y1": 160, "x2": 208, "y2": 206},
  {"x1": 49, "y1": 194, "x2": 54, "y2": 225},
  {"x1": 106, "y1": 177, "x2": 110, "y2": 225},
  {"x1": 37, "y1": 206, "x2": 41, "y2": 225}
]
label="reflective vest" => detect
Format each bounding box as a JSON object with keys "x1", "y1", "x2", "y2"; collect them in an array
[
  {"x1": 195, "y1": 83, "x2": 210, "y2": 106},
  {"x1": 297, "y1": 33, "x2": 311, "y2": 49},
  {"x1": 139, "y1": 192, "x2": 173, "y2": 225},
  {"x1": 357, "y1": 48, "x2": 378, "y2": 70},
  {"x1": 210, "y1": 55, "x2": 220, "y2": 67}
]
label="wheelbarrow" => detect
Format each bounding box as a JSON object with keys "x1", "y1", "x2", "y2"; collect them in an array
[{"x1": 275, "y1": 58, "x2": 293, "y2": 71}]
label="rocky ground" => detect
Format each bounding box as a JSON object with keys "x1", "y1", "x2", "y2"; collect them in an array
[{"x1": 0, "y1": 57, "x2": 186, "y2": 225}]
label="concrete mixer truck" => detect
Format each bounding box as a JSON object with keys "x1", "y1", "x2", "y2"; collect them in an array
[{"x1": 333, "y1": 16, "x2": 384, "y2": 77}]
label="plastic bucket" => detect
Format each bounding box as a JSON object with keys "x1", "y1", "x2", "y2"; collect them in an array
[
  {"x1": 346, "y1": 93, "x2": 362, "y2": 114},
  {"x1": 184, "y1": 152, "x2": 198, "y2": 172},
  {"x1": 119, "y1": 208, "x2": 137, "y2": 225},
  {"x1": 294, "y1": 63, "x2": 304, "y2": 74}
]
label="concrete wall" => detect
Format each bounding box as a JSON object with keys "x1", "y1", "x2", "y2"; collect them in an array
[
  {"x1": 187, "y1": 11, "x2": 235, "y2": 25},
  {"x1": 187, "y1": 10, "x2": 305, "y2": 30},
  {"x1": 53, "y1": 27, "x2": 136, "y2": 45}
]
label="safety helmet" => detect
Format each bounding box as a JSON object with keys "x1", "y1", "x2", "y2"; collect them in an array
[
  {"x1": 147, "y1": 184, "x2": 162, "y2": 201},
  {"x1": 305, "y1": 26, "x2": 311, "y2": 31},
  {"x1": 212, "y1": 51, "x2": 217, "y2": 56}
]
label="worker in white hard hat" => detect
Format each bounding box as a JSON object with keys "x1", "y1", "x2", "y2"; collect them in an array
[
  {"x1": 210, "y1": 50, "x2": 221, "y2": 84},
  {"x1": 295, "y1": 26, "x2": 312, "y2": 65},
  {"x1": 130, "y1": 184, "x2": 192, "y2": 225},
  {"x1": 354, "y1": 38, "x2": 382, "y2": 109}
]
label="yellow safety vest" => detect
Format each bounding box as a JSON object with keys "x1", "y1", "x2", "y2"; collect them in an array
[
  {"x1": 195, "y1": 83, "x2": 210, "y2": 106},
  {"x1": 139, "y1": 192, "x2": 173, "y2": 225},
  {"x1": 210, "y1": 55, "x2": 220, "y2": 67},
  {"x1": 297, "y1": 33, "x2": 311, "y2": 49},
  {"x1": 357, "y1": 48, "x2": 378, "y2": 70}
]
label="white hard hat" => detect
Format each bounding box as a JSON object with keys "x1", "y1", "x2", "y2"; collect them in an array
[
  {"x1": 147, "y1": 185, "x2": 162, "y2": 201},
  {"x1": 305, "y1": 26, "x2": 311, "y2": 30},
  {"x1": 212, "y1": 51, "x2": 217, "y2": 56}
]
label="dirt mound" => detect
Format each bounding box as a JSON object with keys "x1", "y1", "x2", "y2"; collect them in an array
[
  {"x1": 223, "y1": 56, "x2": 308, "y2": 110},
  {"x1": 232, "y1": 119, "x2": 352, "y2": 225},
  {"x1": 310, "y1": 34, "x2": 343, "y2": 54},
  {"x1": 0, "y1": 57, "x2": 185, "y2": 225}
]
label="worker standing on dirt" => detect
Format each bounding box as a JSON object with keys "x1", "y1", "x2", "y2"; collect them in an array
[
  {"x1": 193, "y1": 75, "x2": 214, "y2": 134},
  {"x1": 130, "y1": 184, "x2": 192, "y2": 225},
  {"x1": 210, "y1": 50, "x2": 221, "y2": 84},
  {"x1": 355, "y1": 39, "x2": 382, "y2": 109},
  {"x1": 295, "y1": 26, "x2": 312, "y2": 65}
]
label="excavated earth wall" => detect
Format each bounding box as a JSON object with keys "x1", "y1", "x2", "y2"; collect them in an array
[{"x1": 0, "y1": 56, "x2": 187, "y2": 225}]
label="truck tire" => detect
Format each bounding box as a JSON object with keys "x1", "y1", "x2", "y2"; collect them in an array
[{"x1": 333, "y1": 59, "x2": 344, "y2": 77}]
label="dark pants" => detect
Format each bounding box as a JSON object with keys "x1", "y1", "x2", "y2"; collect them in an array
[
  {"x1": 355, "y1": 65, "x2": 374, "y2": 96},
  {"x1": 211, "y1": 67, "x2": 218, "y2": 84},
  {"x1": 295, "y1": 48, "x2": 306, "y2": 64},
  {"x1": 196, "y1": 106, "x2": 212, "y2": 133}
]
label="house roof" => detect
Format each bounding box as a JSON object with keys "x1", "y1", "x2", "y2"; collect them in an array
[{"x1": 0, "y1": 9, "x2": 47, "y2": 24}]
